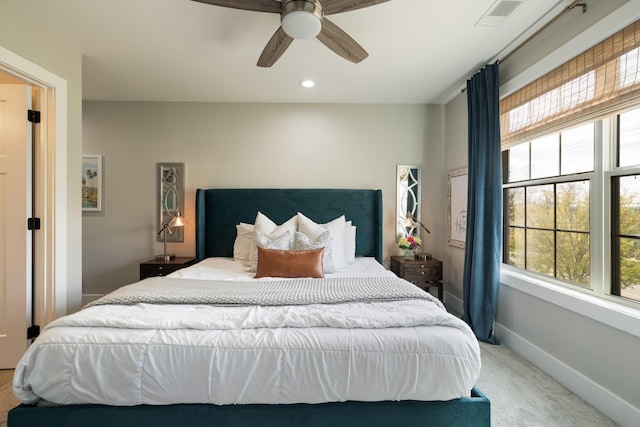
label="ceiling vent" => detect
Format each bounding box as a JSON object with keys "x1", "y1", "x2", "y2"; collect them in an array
[{"x1": 475, "y1": 0, "x2": 524, "y2": 27}]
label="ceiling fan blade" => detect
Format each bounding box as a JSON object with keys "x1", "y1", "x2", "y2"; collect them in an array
[
  {"x1": 316, "y1": 18, "x2": 368, "y2": 63},
  {"x1": 322, "y1": 0, "x2": 390, "y2": 15},
  {"x1": 190, "y1": 0, "x2": 281, "y2": 13},
  {"x1": 257, "y1": 27, "x2": 294, "y2": 67}
]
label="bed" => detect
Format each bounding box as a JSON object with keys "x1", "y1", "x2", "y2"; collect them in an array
[{"x1": 9, "y1": 188, "x2": 489, "y2": 427}]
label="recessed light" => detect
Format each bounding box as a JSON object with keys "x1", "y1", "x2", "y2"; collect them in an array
[{"x1": 300, "y1": 80, "x2": 315, "y2": 88}]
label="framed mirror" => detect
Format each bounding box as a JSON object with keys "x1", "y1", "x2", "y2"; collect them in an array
[
  {"x1": 396, "y1": 165, "x2": 421, "y2": 240},
  {"x1": 158, "y1": 163, "x2": 185, "y2": 242}
]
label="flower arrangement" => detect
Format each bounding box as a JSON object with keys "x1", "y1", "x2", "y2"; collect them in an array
[{"x1": 399, "y1": 235, "x2": 421, "y2": 250}]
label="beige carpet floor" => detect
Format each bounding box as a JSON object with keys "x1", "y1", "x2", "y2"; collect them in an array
[
  {"x1": 0, "y1": 370, "x2": 18, "y2": 427},
  {"x1": 476, "y1": 342, "x2": 618, "y2": 426}
]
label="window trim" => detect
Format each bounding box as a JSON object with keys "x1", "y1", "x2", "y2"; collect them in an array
[{"x1": 501, "y1": 265, "x2": 640, "y2": 339}]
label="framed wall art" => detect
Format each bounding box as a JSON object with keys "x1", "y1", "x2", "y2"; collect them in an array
[
  {"x1": 82, "y1": 154, "x2": 102, "y2": 211},
  {"x1": 447, "y1": 167, "x2": 468, "y2": 248}
]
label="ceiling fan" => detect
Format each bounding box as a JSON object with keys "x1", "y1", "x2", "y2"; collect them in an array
[{"x1": 191, "y1": 0, "x2": 391, "y2": 67}]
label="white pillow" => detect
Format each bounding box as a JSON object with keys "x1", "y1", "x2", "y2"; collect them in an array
[
  {"x1": 293, "y1": 230, "x2": 336, "y2": 273},
  {"x1": 344, "y1": 221, "x2": 356, "y2": 265},
  {"x1": 248, "y1": 212, "x2": 297, "y2": 265},
  {"x1": 233, "y1": 223, "x2": 254, "y2": 266},
  {"x1": 297, "y1": 212, "x2": 347, "y2": 270},
  {"x1": 251, "y1": 230, "x2": 292, "y2": 272}
]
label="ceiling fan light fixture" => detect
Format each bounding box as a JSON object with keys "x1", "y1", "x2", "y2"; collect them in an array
[
  {"x1": 191, "y1": 0, "x2": 381, "y2": 67},
  {"x1": 281, "y1": 0, "x2": 323, "y2": 39}
]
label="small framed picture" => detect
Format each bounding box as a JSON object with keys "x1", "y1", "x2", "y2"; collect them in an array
[
  {"x1": 82, "y1": 155, "x2": 102, "y2": 211},
  {"x1": 447, "y1": 167, "x2": 468, "y2": 248}
]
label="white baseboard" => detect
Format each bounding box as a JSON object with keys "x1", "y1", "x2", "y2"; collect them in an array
[
  {"x1": 495, "y1": 322, "x2": 640, "y2": 427},
  {"x1": 444, "y1": 291, "x2": 464, "y2": 317}
]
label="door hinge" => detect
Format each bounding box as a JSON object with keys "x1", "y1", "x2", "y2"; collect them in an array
[
  {"x1": 27, "y1": 325, "x2": 40, "y2": 339},
  {"x1": 27, "y1": 217, "x2": 41, "y2": 230},
  {"x1": 28, "y1": 109, "x2": 41, "y2": 124}
]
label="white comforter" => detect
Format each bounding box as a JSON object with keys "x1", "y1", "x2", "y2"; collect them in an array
[{"x1": 13, "y1": 258, "x2": 481, "y2": 406}]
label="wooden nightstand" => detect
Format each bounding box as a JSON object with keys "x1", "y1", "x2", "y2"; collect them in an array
[
  {"x1": 390, "y1": 256, "x2": 443, "y2": 302},
  {"x1": 139, "y1": 257, "x2": 196, "y2": 280}
]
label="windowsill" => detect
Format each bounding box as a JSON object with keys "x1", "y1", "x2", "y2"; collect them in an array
[{"x1": 500, "y1": 265, "x2": 640, "y2": 339}]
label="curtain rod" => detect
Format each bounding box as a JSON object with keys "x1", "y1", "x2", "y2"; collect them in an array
[
  {"x1": 499, "y1": 1, "x2": 587, "y2": 64},
  {"x1": 461, "y1": 1, "x2": 586, "y2": 92}
]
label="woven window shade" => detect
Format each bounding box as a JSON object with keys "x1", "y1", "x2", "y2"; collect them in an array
[{"x1": 501, "y1": 19, "x2": 640, "y2": 149}]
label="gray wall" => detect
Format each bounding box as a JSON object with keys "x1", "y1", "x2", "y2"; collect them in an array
[
  {"x1": 443, "y1": 92, "x2": 468, "y2": 305},
  {"x1": 499, "y1": 0, "x2": 629, "y2": 85},
  {"x1": 82, "y1": 102, "x2": 446, "y2": 296}
]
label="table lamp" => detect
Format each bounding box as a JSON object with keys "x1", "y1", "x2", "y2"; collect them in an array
[
  {"x1": 405, "y1": 212, "x2": 431, "y2": 235},
  {"x1": 405, "y1": 212, "x2": 432, "y2": 260},
  {"x1": 156, "y1": 209, "x2": 185, "y2": 262}
]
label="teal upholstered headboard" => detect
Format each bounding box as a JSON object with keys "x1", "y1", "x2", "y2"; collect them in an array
[{"x1": 195, "y1": 189, "x2": 383, "y2": 263}]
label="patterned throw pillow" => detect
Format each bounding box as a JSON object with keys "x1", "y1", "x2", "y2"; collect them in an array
[
  {"x1": 251, "y1": 230, "x2": 291, "y2": 272},
  {"x1": 248, "y1": 212, "x2": 297, "y2": 266},
  {"x1": 293, "y1": 231, "x2": 336, "y2": 273},
  {"x1": 297, "y1": 212, "x2": 347, "y2": 270}
]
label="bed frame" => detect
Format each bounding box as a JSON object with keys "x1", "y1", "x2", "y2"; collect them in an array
[
  {"x1": 9, "y1": 188, "x2": 490, "y2": 427},
  {"x1": 194, "y1": 188, "x2": 383, "y2": 263},
  {"x1": 9, "y1": 388, "x2": 490, "y2": 427}
]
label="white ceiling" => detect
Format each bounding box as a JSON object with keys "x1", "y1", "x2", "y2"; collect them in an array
[{"x1": 7, "y1": 0, "x2": 571, "y2": 104}]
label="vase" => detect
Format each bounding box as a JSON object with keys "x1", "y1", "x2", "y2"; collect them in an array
[{"x1": 403, "y1": 248, "x2": 414, "y2": 260}]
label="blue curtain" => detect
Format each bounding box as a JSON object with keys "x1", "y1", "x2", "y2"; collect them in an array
[{"x1": 462, "y1": 62, "x2": 502, "y2": 345}]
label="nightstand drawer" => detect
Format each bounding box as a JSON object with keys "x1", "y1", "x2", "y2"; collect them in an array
[
  {"x1": 140, "y1": 264, "x2": 178, "y2": 278},
  {"x1": 139, "y1": 257, "x2": 196, "y2": 280},
  {"x1": 403, "y1": 264, "x2": 441, "y2": 282},
  {"x1": 390, "y1": 256, "x2": 444, "y2": 302}
]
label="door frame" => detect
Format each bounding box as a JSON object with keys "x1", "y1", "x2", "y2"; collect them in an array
[{"x1": 0, "y1": 46, "x2": 68, "y2": 325}]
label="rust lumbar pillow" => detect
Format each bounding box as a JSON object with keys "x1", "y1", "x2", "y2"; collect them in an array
[{"x1": 255, "y1": 247, "x2": 325, "y2": 279}]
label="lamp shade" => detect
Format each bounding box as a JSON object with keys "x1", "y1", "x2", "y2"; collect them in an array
[
  {"x1": 167, "y1": 210, "x2": 185, "y2": 228},
  {"x1": 156, "y1": 210, "x2": 185, "y2": 262},
  {"x1": 406, "y1": 212, "x2": 430, "y2": 235}
]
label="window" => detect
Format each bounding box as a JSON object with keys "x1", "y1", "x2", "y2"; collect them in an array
[
  {"x1": 619, "y1": 108, "x2": 640, "y2": 167},
  {"x1": 504, "y1": 123, "x2": 593, "y2": 289},
  {"x1": 611, "y1": 108, "x2": 640, "y2": 302},
  {"x1": 504, "y1": 108, "x2": 640, "y2": 305},
  {"x1": 500, "y1": 19, "x2": 640, "y2": 307}
]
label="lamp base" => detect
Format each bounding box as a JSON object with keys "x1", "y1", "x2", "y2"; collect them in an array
[
  {"x1": 415, "y1": 253, "x2": 432, "y2": 261},
  {"x1": 155, "y1": 254, "x2": 176, "y2": 262}
]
